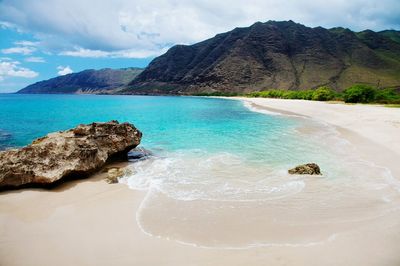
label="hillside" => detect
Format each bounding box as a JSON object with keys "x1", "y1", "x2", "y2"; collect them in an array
[
  {"x1": 126, "y1": 21, "x2": 400, "y2": 94},
  {"x1": 18, "y1": 68, "x2": 143, "y2": 94}
]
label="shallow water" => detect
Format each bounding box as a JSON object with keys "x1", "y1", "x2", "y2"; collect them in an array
[
  {"x1": 1, "y1": 94, "x2": 399, "y2": 248},
  {"x1": 124, "y1": 116, "x2": 400, "y2": 248}
]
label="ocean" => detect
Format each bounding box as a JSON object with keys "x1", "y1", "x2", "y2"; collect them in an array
[{"x1": 1, "y1": 93, "x2": 399, "y2": 248}]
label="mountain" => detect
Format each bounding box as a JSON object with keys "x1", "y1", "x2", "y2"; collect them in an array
[
  {"x1": 18, "y1": 21, "x2": 400, "y2": 95},
  {"x1": 379, "y1": 30, "x2": 400, "y2": 44},
  {"x1": 126, "y1": 21, "x2": 400, "y2": 94},
  {"x1": 18, "y1": 68, "x2": 143, "y2": 94}
]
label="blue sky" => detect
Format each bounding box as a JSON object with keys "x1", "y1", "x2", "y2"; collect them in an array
[
  {"x1": 0, "y1": 26, "x2": 153, "y2": 92},
  {"x1": 1, "y1": 0, "x2": 399, "y2": 92}
]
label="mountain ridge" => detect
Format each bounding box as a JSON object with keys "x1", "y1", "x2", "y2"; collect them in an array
[
  {"x1": 18, "y1": 21, "x2": 400, "y2": 95},
  {"x1": 125, "y1": 20, "x2": 400, "y2": 94},
  {"x1": 18, "y1": 68, "x2": 143, "y2": 94}
]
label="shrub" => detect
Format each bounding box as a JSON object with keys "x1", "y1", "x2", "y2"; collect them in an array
[
  {"x1": 296, "y1": 90, "x2": 315, "y2": 100},
  {"x1": 247, "y1": 91, "x2": 260, "y2": 97},
  {"x1": 246, "y1": 89, "x2": 320, "y2": 100},
  {"x1": 193, "y1": 91, "x2": 239, "y2": 97},
  {"x1": 312, "y1": 86, "x2": 335, "y2": 101},
  {"x1": 374, "y1": 88, "x2": 400, "y2": 104},
  {"x1": 246, "y1": 86, "x2": 400, "y2": 104},
  {"x1": 343, "y1": 85, "x2": 377, "y2": 103}
]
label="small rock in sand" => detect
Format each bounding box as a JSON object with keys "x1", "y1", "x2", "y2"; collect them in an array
[
  {"x1": 288, "y1": 163, "x2": 321, "y2": 175},
  {"x1": 106, "y1": 168, "x2": 125, "y2": 184}
]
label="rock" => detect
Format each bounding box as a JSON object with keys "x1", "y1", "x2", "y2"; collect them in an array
[
  {"x1": 104, "y1": 166, "x2": 134, "y2": 184},
  {"x1": 288, "y1": 163, "x2": 321, "y2": 175},
  {"x1": 0, "y1": 121, "x2": 142, "y2": 189},
  {"x1": 105, "y1": 168, "x2": 125, "y2": 184},
  {"x1": 127, "y1": 147, "x2": 152, "y2": 162}
]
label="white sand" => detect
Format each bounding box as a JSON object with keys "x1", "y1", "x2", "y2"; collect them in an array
[{"x1": 1, "y1": 99, "x2": 400, "y2": 266}]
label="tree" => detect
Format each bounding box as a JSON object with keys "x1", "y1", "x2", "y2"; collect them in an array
[
  {"x1": 343, "y1": 85, "x2": 376, "y2": 103},
  {"x1": 312, "y1": 86, "x2": 335, "y2": 101}
]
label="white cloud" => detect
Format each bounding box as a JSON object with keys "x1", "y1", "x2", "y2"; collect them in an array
[
  {"x1": 0, "y1": 60, "x2": 39, "y2": 80},
  {"x1": 1, "y1": 46, "x2": 36, "y2": 55},
  {"x1": 14, "y1": 40, "x2": 39, "y2": 46},
  {"x1": 57, "y1": 65, "x2": 73, "y2": 75},
  {"x1": 1, "y1": 39, "x2": 40, "y2": 56},
  {"x1": 59, "y1": 47, "x2": 168, "y2": 58},
  {"x1": 25, "y1": 56, "x2": 45, "y2": 63},
  {"x1": 59, "y1": 48, "x2": 109, "y2": 58},
  {"x1": 0, "y1": 0, "x2": 399, "y2": 58}
]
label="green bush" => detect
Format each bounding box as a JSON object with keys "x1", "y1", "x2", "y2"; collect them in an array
[
  {"x1": 193, "y1": 91, "x2": 239, "y2": 97},
  {"x1": 247, "y1": 89, "x2": 323, "y2": 101},
  {"x1": 312, "y1": 86, "x2": 335, "y2": 101},
  {"x1": 297, "y1": 90, "x2": 315, "y2": 100},
  {"x1": 374, "y1": 88, "x2": 400, "y2": 104},
  {"x1": 343, "y1": 85, "x2": 377, "y2": 103},
  {"x1": 246, "y1": 86, "x2": 400, "y2": 104}
]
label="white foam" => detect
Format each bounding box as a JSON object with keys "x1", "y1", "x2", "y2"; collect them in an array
[
  {"x1": 123, "y1": 151, "x2": 306, "y2": 202},
  {"x1": 122, "y1": 100, "x2": 400, "y2": 249}
]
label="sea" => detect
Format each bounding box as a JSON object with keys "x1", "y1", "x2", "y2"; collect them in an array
[{"x1": 1, "y1": 93, "x2": 399, "y2": 248}]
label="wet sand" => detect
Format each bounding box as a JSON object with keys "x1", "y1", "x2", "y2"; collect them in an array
[{"x1": 1, "y1": 99, "x2": 400, "y2": 266}]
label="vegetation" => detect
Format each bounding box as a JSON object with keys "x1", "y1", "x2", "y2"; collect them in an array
[
  {"x1": 192, "y1": 91, "x2": 240, "y2": 97},
  {"x1": 342, "y1": 85, "x2": 400, "y2": 104},
  {"x1": 342, "y1": 85, "x2": 377, "y2": 103},
  {"x1": 374, "y1": 88, "x2": 400, "y2": 104},
  {"x1": 244, "y1": 85, "x2": 400, "y2": 104},
  {"x1": 311, "y1": 86, "x2": 336, "y2": 101},
  {"x1": 246, "y1": 87, "x2": 337, "y2": 101},
  {"x1": 194, "y1": 84, "x2": 400, "y2": 105},
  {"x1": 247, "y1": 89, "x2": 313, "y2": 100}
]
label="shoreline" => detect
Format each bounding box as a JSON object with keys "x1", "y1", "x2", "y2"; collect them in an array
[
  {"x1": 230, "y1": 97, "x2": 400, "y2": 178},
  {"x1": 1, "y1": 97, "x2": 400, "y2": 265}
]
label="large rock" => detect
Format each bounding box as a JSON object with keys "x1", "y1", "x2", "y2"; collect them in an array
[
  {"x1": 0, "y1": 121, "x2": 142, "y2": 188},
  {"x1": 288, "y1": 163, "x2": 321, "y2": 175}
]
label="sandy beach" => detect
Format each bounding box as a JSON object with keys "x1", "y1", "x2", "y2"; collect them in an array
[{"x1": 2, "y1": 98, "x2": 400, "y2": 266}]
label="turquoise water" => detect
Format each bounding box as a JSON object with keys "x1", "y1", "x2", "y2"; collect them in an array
[
  {"x1": 0, "y1": 93, "x2": 394, "y2": 185},
  {"x1": 1, "y1": 94, "x2": 399, "y2": 248},
  {"x1": 0, "y1": 94, "x2": 316, "y2": 166},
  {"x1": 0, "y1": 94, "x2": 287, "y2": 148}
]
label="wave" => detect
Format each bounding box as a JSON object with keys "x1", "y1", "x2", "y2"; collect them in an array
[{"x1": 119, "y1": 100, "x2": 400, "y2": 249}]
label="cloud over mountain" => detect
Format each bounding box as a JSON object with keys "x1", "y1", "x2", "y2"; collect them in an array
[
  {"x1": 57, "y1": 66, "x2": 73, "y2": 76},
  {"x1": 0, "y1": 0, "x2": 399, "y2": 58}
]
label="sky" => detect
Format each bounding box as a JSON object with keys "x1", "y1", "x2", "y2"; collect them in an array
[{"x1": 0, "y1": 0, "x2": 399, "y2": 92}]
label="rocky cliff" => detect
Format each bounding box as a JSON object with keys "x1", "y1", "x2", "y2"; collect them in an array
[
  {"x1": 18, "y1": 68, "x2": 143, "y2": 94},
  {"x1": 126, "y1": 21, "x2": 400, "y2": 94},
  {"x1": 0, "y1": 121, "x2": 142, "y2": 189}
]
